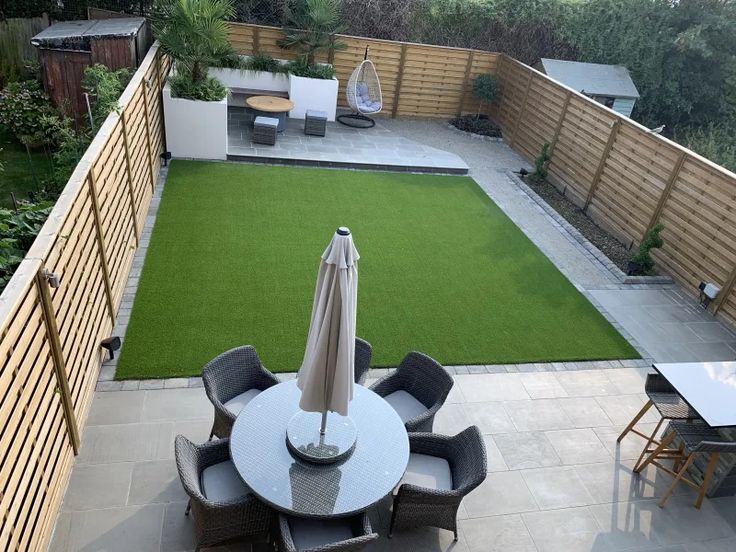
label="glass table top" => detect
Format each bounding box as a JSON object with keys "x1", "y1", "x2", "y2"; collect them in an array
[
  {"x1": 229, "y1": 380, "x2": 410, "y2": 518},
  {"x1": 654, "y1": 361, "x2": 736, "y2": 427}
]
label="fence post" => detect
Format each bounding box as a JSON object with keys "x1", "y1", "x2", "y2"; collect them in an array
[
  {"x1": 120, "y1": 112, "x2": 141, "y2": 245},
  {"x1": 457, "y1": 51, "x2": 475, "y2": 117},
  {"x1": 87, "y1": 172, "x2": 116, "y2": 321},
  {"x1": 713, "y1": 268, "x2": 736, "y2": 313},
  {"x1": 646, "y1": 150, "x2": 685, "y2": 235},
  {"x1": 548, "y1": 90, "x2": 572, "y2": 158},
  {"x1": 511, "y1": 71, "x2": 534, "y2": 148},
  {"x1": 154, "y1": 51, "x2": 168, "y2": 152},
  {"x1": 391, "y1": 44, "x2": 408, "y2": 118},
  {"x1": 141, "y1": 84, "x2": 157, "y2": 192},
  {"x1": 36, "y1": 268, "x2": 81, "y2": 455},
  {"x1": 252, "y1": 26, "x2": 261, "y2": 53},
  {"x1": 584, "y1": 118, "x2": 620, "y2": 212}
]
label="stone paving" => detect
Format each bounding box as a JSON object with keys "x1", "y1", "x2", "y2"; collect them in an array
[
  {"x1": 51, "y1": 369, "x2": 736, "y2": 552},
  {"x1": 226, "y1": 107, "x2": 469, "y2": 174}
]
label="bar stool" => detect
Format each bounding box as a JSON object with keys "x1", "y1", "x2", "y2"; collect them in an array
[
  {"x1": 634, "y1": 420, "x2": 736, "y2": 508},
  {"x1": 617, "y1": 373, "x2": 700, "y2": 468}
]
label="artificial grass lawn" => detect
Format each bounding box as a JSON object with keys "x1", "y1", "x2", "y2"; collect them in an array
[
  {"x1": 116, "y1": 161, "x2": 638, "y2": 379},
  {"x1": 0, "y1": 130, "x2": 54, "y2": 207}
]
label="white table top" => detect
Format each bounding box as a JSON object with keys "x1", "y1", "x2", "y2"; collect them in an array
[{"x1": 654, "y1": 361, "x2": 736, "y2": 427}]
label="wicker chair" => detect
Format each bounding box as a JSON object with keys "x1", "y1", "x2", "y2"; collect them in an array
[
  {"x1": 278, "y1": 511, "x2": 378, "y2": 552},
  {"x1": 634, "y1": 421, "x2": 736, "y2": 508},
  {"x1": 354, "y1": 337, "x2": 372, "y2": 385},
  {"x1": 617, "y1": 373, "x2": 700, "y2": 469},
  {"x1": 390, "y1": 426, "x2": 487, "y2": 540},
  {"x1": 174, "y1": 435, "x2": 272, "y2": 551},
  {"x1": 202, "y1": 345, "x2": 280, "y2": 439},
  {"x1": 370, "y1": 351, "x2": 453, "y2": 432}
]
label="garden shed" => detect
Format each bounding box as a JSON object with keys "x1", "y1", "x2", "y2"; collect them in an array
[
  {"x1": 31, "y1": 17, "x2": 149, "y2": 118},
  {"x1": 536, "y1": 58, "x2": 640, "y2": 117}
]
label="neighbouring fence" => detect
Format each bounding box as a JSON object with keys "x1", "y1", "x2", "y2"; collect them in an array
[
  {"x1": 491, "y1": 55, "x2": 736, "y2": 328},
  {"x1": 0, "y1": 15, "x2": 50, "y2": 86},
  {"x1": 0, "y1": 43, "x2": 169, "y2": 552},
  {"x1": 227, "y1": 23, "x2": 500, "y2": 119}
]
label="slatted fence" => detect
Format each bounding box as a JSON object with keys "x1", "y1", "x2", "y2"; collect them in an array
[
  {"x1": 0, "y1": 43, "x2": 169, "y2": 552},
  {"x1": 492, "y1": 55, "x2": 736, "y2": 327},
  {"x1": 227, "y1": 23, "x2": 499, "y2": 118}
]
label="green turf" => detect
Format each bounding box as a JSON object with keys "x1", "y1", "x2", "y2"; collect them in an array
[
  {"x1": 0, "y1": 130, "x2": 54, "y2": 207},
  {"x1": 116, "y1": 161, "x2": 638, "y2": 379}
]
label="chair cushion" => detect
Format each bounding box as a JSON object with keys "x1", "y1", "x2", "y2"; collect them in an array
[
  {"x1": 398, "y1": 453, "x2": 453, "y2": 492},
  {"x1": 223, "y1": 388, "x2": 262, "y2": 415},
  {"x1": 384, "y1": 390, "x2": 427, "y2": 423},
  {"x1": 289, "y1": 517, "x2": 354, "y2": 550},
  {"x1": 200, "y1": 460, "x2": 249, "y2": 502}
]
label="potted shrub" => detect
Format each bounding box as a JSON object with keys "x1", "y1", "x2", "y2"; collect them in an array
[
  {"x1": 279, "y1": 0, "x2": 345, "y2": 121},
  {"x1": 155, "y1": 0, "x2": 238, "y2": 160},
  {"x1": 627, "y1": 224, "x2": 664, "y2": 276},
  {"x1": 209, "y1": 52, "x2": 291, "y2": 101}
]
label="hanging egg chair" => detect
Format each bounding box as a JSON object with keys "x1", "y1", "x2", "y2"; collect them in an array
[{"x1": 337, "y1": 47, "x2": 382, "y2": 128}]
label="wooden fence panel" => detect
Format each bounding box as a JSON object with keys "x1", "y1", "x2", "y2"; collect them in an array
[
  {"x1": 0, "y1": 43, "x2": 167, "y2": 552},
  {"x1": 0, "y1": 261, "x2": 75, "y2": 552},
  {"x1": 225, "y1": 23, "x2": 499, "y2": 118}
]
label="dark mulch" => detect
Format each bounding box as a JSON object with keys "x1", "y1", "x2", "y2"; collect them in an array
[
  {"x1": 522, "y1": 175, "x2": 633, "y2": 273},
  {"x1": 449, "y1": 114, "x2": 502, "y2": 137}
]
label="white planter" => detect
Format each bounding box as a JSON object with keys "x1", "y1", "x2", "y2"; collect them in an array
[
  {"x1": 162, "y1": 82, "x2": 227, "y2": 160},
  {"x1": 209, "y1": 66, "x2": 289, "y2": 94},
  {"x1": 288, "y1": 75, "x2": 339, "y2": 121}
]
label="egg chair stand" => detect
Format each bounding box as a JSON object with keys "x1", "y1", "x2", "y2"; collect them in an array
[{"x1": 338, "y1": 47, "x2": 383, "y2": 129}]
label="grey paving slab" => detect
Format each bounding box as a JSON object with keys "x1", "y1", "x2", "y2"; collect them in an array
[
  {"x1": 493, "y1": 431, "x2": 561, "y2": 470},
  {"x1": 460, "y1": 514, "x2": 537, "y2": 552},
  {"x1": 463, "y1": 471, "x2": 539, "y2": 518},
  {"x1": 86, "y1": 390, "x2": 145, "y2": 425},
  {"x1": 544, "y1": 428, "x2": 612, "y2": 465},
  {"x1": 61, "y1": 463, "x2": 133, "y2": 511},
  {"x1": 128, "y1": 460, "x2": 189, "y2": 505},
  {"x1": 504, "y1": 399, "x2": 574, "y2": 432},
  {"x1": 521, "y1": 506, "x2": 604, "y2": 552},
  {"x1": 521, "y1": 466, "x2": 597, "y2": 510},
  {"x1": 557, "y1": 397, "x2": 614, "y2": 428},
  {"x1": 461, "y1": 401, "x2": 516, "y2": 435},
  {"x1": 76, "y1": 422, "x2": 173, "y2": 465}
]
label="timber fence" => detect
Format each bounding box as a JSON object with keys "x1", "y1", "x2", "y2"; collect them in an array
[
  {"x1": 491, "y1": 55, "x2": 736, "y2": 328},
  {"x1": 0, "y1": 43, "x2": 170, "y2": 552}
]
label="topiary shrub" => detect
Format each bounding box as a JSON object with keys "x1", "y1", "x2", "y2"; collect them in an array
[
  {"x1": 530, "y1": 143, "x2": 550, "y2": 182},
  {"x1": 472, "y1": 73, "x2": 500, "y2": 117}
]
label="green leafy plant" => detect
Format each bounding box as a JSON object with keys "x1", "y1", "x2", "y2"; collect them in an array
[
  {"x1": 244, "y1": 52, "x2": 288, "y2": 73},
  {"x1": 530, "y1": 142, "x2": 550, "y2": 181},
  {"x1": 0, "y1": 201, "x2": 53, "y2": 289},
  {"x1": 279, "y1": 0, "x2": 347, "y2": 66},
  {"x1": 472, "y1": 73, "x2": 500, "y2": 117},
  {"x1": 153, "y1": 0, "x2": 237, "y2": 101},
  {"x1": 286, "y1": 59, "x2": 336, "y2": 80},
  {"x1": 629, "y1": 223, "x2": 664, "y2": 275},
  {"x1": 82, "y1": 64, "x2": 132, "y2": 128},
  {"x1": 0, "y1": 80, "x2": 64, "y2": 147}
]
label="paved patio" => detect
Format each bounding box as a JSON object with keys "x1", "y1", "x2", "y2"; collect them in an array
[
  {"x1": 225, "y1": 108, "x2": 469, "y2": 174},
  {"x1": 51, "y1": 368, "x2": 736, "y2": 551}
]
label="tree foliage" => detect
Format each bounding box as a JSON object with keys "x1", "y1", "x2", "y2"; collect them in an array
[{"x1": 279, "y1": 0, "x2": 347, "y2": 65}]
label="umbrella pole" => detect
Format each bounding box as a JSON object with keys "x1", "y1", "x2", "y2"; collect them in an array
[{"x1": 320, "y1": 412, "x2": 328, "y2": 435}]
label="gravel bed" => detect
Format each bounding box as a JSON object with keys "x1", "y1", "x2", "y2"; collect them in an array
[{"x1": 523, "y1": 175, "x2": 632, "y2": 272}]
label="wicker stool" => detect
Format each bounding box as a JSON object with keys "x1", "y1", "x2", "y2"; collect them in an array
[
  {"x1": 304, "y1": 110, "x2": 327, "y2": 137},
  {"x1": 253, "y1": 116, "x2": 279, "y2": 146}
]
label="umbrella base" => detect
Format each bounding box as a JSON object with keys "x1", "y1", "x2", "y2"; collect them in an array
[{"x1": 286, "y1": 411, "x2": 357, "y2": 464}]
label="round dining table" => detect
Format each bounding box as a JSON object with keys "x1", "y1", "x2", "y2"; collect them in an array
[
  {"x1": 229, "y1": 380, "x2": 410, "y2": 518},
  {"x1": 245, "y1": 95, "x2": 294, "y2": 132}
]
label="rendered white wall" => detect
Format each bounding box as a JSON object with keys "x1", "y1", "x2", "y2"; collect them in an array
[{"x1": 288, "y1": 75, "x2": 339, "y2": 121}]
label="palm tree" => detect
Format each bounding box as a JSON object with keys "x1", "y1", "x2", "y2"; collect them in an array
[
  {"x1": 279, "y1": 0, "x2": 346, "y2": 66},
  {"x1": 153, "y1": 0, "x2": 237, "y2": 87}
]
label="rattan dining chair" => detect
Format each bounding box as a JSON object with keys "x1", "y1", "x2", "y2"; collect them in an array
[
  {"x1": 634, "y1": 421, "x2": 736, "y2": 508},
  {"x1": 354, "y1": 337, "x2": 372, "y2": 385},
  {"x1": 370, "y1": 351, "x2": 453, "y2": 432},
  {"x1": 174, "y1": 435, "x2": 272, "y2": 551},
  {"x1": 389, "y1": 426, "x2": 487, "y2": 540},
  {"x1": 202, "y1": 345, "x2": 280, "y2": 439},
  {"x1": 277, "y1": 511, "x2": 378, "y2": 552},
  {"x1": 617, "y1": 373, "x2": 700, "y2": 468}
]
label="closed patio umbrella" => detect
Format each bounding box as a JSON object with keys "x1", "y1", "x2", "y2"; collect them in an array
[{"x1": 297, "y1": 227, "x2": 359, "y2": 435}]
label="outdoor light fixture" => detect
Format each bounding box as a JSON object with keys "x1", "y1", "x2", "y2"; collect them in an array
[
  {"x1": 42, "y1": 269, "x2": 60, "y2": 288},
  {"x1": 698, "y1": 281, "x2": 720, "y2": 309},
  {"x1": 160, "y1": 151, "x2": 172, "y2": 166},
  {"x1": 101, "y1": 336, "x2": 122, "y2": 360}
]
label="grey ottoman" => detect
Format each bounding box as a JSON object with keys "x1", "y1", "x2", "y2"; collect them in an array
[
  {"x1": 253, "y1": 116, "x2": 279, "y2": 145},
  {"x1": 304, "y1": 110, "x2": 328, "y2": 137}
]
